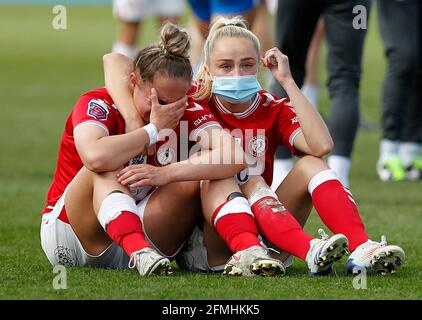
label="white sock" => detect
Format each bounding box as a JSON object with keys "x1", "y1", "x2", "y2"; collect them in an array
[
  {"x1": 399, "y1": 142, "x2": 420, "y2": 167},
  {"x1": 327, "y1": 155, "x2": 351, "y2": 187},
  {"x1": 301, "y1": 83, "x2": 319, "y2": 110},
  {"x1": 379, "y1": 139, "x2": 400, "y2": 164},
  {"x1": 97, "y1": 192, "x2": 138, "y2": 230},
  {"x1": 248, "y1": 187, "x2": 278, "y2": 207},
  {"x1": 112, "y1": 41, "x2": 138, "y2": 59},
  {"x1": 271, "y1": 158, "x2": 294, "y2": 190}
]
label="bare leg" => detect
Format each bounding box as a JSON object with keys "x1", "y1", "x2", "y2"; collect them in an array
[
  {"x1": 116, "y1": 20, "x2": 141, "y2": 47},
  {"x1": 200, "y1": 178, "x2": 283, "y2": 275},
  {"x1": 200, "y1": 179, "x2": 245, "y2": 266},
  {"x1": 66, "y1": 167, "x2": 201, "y2": 257},
  {"x1": 193, "y1": 16, "x2": 210, "y2": 39},
  {"x1": 188, "y1": 18, "x2": 206, "y2": 72},
  {"x1": 274, "y1": 155, "x2": 329, "y2": 226},
  {"x1": 251, "y1": 2, "x2": 273, "y2": 55},
  {"x1": 65, "y1": 168, "x2": 126, "y2": 256},
  {"x1": 202, "y1": 222, "x2": 232, "y2": 267},
  {"x1": 304, "y1": 17, "x2": 324, "y2": 86},
  {"x1": 241, "y1": 156, "x2": 332, "y2": 229},
  {"x1": 143, "y1": 181, "x2": 201, "y2": 256}
]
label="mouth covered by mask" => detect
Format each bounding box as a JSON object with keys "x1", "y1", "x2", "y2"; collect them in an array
[{"x1": 211, "y1": 75, "x2": 262, "y2": 104}]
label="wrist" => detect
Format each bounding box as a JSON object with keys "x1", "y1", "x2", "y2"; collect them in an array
[
  {"x1": 279, "y1": 77, "x2": 295, "y2": 88},
  {"x1": 143, "y1": 123, "x2": 159, "y2": 145},
  {"x1": 162, "y1": 163, "x2": 175, "y2": 183}
]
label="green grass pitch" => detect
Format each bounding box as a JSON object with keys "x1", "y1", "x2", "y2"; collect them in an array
[{"x1": 0, "y1": 5, "x2": 421, "y2": 300}]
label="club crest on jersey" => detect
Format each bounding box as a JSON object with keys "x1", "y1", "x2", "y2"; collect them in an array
[
  {"x1": 157, "y1": 147, "x2": 176, "y2": 165},
  {"x1": 87, "y1": 99, "x2": 110, "y2": 121},
  {"x1": 248, "y1": 135, "x2": 268, "y2": 157}
]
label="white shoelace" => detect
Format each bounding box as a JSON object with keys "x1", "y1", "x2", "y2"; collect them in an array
[
  {"x1": 128, "y1": 249, "x2": 144, "y2": 269},
  {"x1": 380, "y1": 235, "x2": 387, "y2": 247},
  {"x1": 318, "y1": 228, "x2": 329, "y2": 241}
]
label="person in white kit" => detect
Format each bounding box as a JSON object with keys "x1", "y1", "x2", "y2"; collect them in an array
[{"x1": 112, "y1": 0, "x2": 185, "y2": 58}]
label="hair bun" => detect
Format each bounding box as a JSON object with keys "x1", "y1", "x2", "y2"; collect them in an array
[{"x1": 159, "y1": 23, "x2": 190, "y2": 60}]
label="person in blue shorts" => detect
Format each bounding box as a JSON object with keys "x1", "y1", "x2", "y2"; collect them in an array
[{"x1": 187, "y1": 0, "x2": 262, "y2": 75}]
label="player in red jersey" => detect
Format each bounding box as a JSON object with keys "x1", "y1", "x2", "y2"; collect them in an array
[
  {"x1": 103, "y1": 17, "x2": 405, "y2": 277},
  {"x1": 40, "y1": 23, "x2": 278, "y2": 277}
]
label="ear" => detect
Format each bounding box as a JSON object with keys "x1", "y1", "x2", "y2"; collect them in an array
[{"x1": 129, "y1": 72, "x2": 138, "y2": 91}]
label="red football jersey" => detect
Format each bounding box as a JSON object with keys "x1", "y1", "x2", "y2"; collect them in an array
[
  {"x1": 205, "y1": 90, "x2": 302, "y2": 186},
  {"x1": 43, "y1": 87, "x2": 220, "y2": 215}
]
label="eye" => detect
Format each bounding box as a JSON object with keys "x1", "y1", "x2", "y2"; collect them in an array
[
  {"x1": 242, "y1": 63, "x2": 254, "y2": 69},
  {"x1": 220, "y1": 65, "x2": 232, "y2": 71}
]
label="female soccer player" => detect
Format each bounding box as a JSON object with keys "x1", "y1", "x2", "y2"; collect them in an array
[
  {"x1": 103, "y1": 17, "x2": 405, "y2": 277},
  {"x1": 40, "y1": 23, "x2": 282, "y2": 277}
]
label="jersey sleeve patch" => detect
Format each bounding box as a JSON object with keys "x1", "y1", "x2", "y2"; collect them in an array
[{"x1": 87, "y1": 99, "x2": 110, "y2": 121}]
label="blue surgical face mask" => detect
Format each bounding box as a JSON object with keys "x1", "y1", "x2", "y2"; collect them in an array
[{"x1": 211, "y1": 75, "x2": 262, "y2": 104}]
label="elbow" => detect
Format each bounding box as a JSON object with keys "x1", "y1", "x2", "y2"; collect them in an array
[
  {"x1": 83, "y1": 153, "x2": 108, "y2": 173},
  {"x1": 234, "y1": 163, "x2": 247, "y2": 174},
  {"x1": 102, "y1": 53, "x2": 113, "y2": 68},
  {"x1": 313, "y1": 140, "x2": 334, "y2": 158},
  {"x1": 103, "y1": 52, "x2": 120, "y2": 65}
]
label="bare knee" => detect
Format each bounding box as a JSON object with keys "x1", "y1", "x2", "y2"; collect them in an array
[
  {"x1": 294, "y1": 155, "x2": 330, "y2": 181},
  {"x1": 240, "y1": 175, "x2": 268, "y2": 198}
]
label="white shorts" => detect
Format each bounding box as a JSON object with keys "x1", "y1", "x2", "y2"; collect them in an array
[
  {"x1": 40, "y1": 188, "x2": 181, "y2": 269},
  {"x1": 113, "y1": 0, "x2": 185, "y2": 22},
  {"x1": 176, "y1": 227, "x2": 294, "y2": 272},
  {"x1": 175, "y1": 226, "x2": 225, "y2": 273}
]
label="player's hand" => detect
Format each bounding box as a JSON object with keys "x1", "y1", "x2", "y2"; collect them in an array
[
  {"x1": 261, "y1": 47, "x2": 293, "y2": 87},
  {"x1": 117, "y1": 164, "x2": 171, "y2": 188},
  {"x1": 149, "y1": 88, "x2": 187, "y2": 132}
]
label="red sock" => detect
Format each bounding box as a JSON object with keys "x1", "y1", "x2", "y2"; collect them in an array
[
  {"x1": 309, "y1": 171, "x2": 369, "y2": 251},
  {"x1": 106, "y1": 211, "x2": 151, "y2": 256},
  {"x1": 250, "y1": 195, "x2": 313, "y2": 261},
  {"x1": 211, "y1": 197, "x2": 261, "y2": 253}
]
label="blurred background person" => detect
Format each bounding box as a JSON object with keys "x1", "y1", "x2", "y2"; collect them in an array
[
  {"x1": 270, "y1": 0, "x2": 371, "y2": 188},
  {"x1": 112, "y1": 0, "x2": 185, "y2": 58},
  {"x1": 302, "y1": 16, "x2": 325, "y2": 110},
  {"x1": 376, "y1": 0, "x2": 422, "y2": 182},
  {"x1": 272, "y1": 15, "x2": 325, "y2": 190}
]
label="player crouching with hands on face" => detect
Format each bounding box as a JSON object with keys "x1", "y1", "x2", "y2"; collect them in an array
[{"x1": 41, "y1": 23, "x2": 252, "y2": 277}]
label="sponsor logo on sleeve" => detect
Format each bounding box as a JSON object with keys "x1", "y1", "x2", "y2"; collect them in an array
[{"x1": 87, "y1": 99, "x2": 110, "y2": 121}]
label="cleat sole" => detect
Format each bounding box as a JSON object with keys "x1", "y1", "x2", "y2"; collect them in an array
[
  {"x1": 311, "y1": 234, "x2": 349, "y2": 276},
  {"x1": 148, "y1": 259, "x2": 172, "y2": 276},
  {"x1": 250, "y1": 260, "x2": 286, "y2": 277},
  {"x1": 369, "y1": 246, "x2": 405, "y2": 275},
  {"x1": 223, "y1": 265, "x2": 244, "y2": 276}
]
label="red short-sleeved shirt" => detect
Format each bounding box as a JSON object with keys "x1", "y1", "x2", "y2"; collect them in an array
[
  {"x1": 43, "y1": 87, "x2": 221, "y2": 216},
  {"x1": 205, "y1": 90, "x2": 302, "y2": 185}
]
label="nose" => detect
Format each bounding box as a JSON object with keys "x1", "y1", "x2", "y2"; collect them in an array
[{"x1": 233, "y1": 66, "x2": 242, "y2": 77}]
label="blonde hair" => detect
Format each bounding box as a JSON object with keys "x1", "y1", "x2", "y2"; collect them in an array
[
  {"x1": 193, "y1": 16, "x2": 261, "y2": 101},
  {"x1": 134, "y1": 23, "x2": 192, "y2": 83}
]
